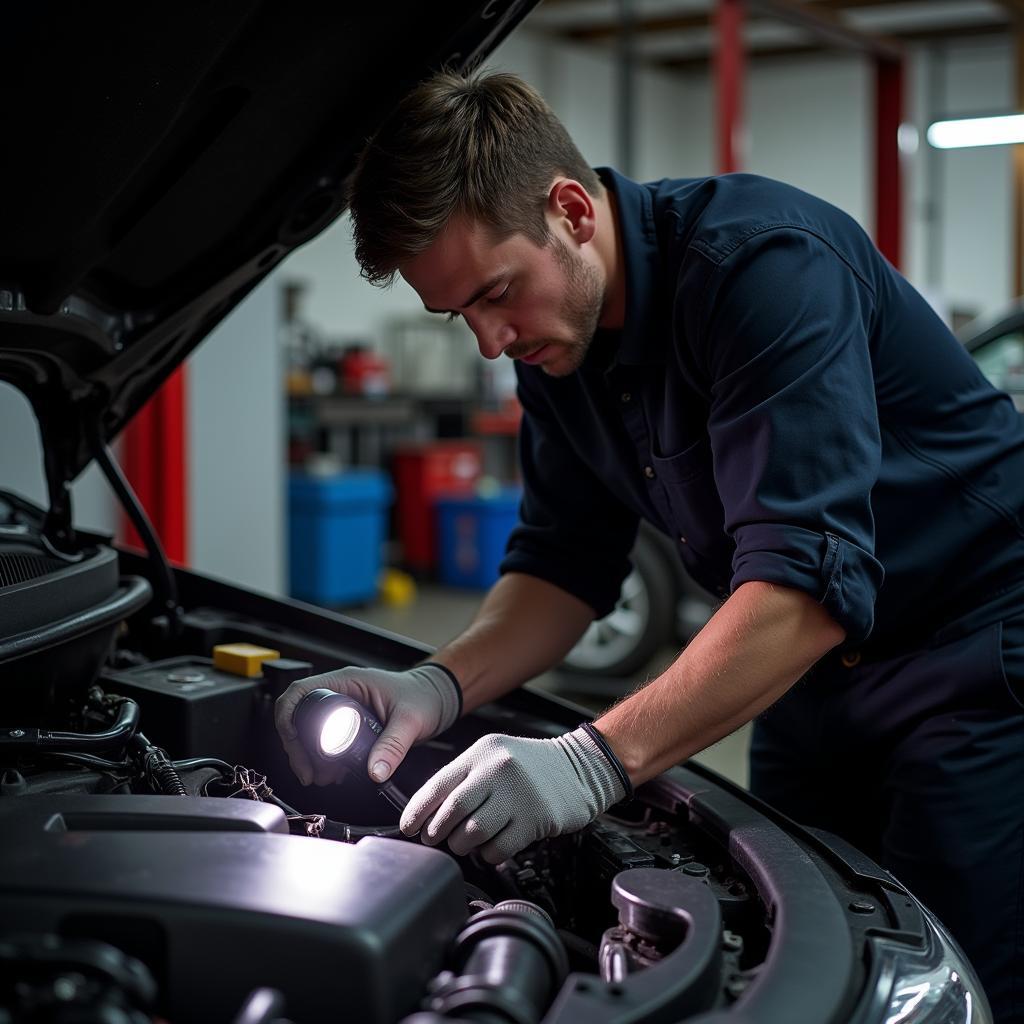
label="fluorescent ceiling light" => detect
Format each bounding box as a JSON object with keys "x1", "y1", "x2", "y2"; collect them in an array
[{"x1": 927, "y1": 114, "x2": 1024, "y2": 149}]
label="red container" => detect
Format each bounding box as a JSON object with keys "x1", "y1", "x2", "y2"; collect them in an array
[
  {"x1": 393, "y1": 442, "x2": 482, "y2": 571},
  {"x1": 340, "y1": 347, "x2": 390, "y2": 395}
]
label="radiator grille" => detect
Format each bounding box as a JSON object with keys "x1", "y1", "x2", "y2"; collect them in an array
[{"x1": 0, "y1": 552, "x2": 66, "y2": 588}]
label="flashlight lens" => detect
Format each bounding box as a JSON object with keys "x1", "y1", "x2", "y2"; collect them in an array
[{"x1": 319, "y1": 706, "x2": 361, "y2": 756}]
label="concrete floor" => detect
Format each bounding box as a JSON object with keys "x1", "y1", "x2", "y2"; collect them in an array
[{"x1": 349, "y1": 582, "x2": 751, "y2": 789}]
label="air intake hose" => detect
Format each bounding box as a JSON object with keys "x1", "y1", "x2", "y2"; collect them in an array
[{"x1": 401, "y1": 899, "x2": 568, "y2": 1024}]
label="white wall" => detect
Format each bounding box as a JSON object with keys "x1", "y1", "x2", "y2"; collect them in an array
[
  {"x1": 636, "y1": 63, "x2": 707, "y2": 181},
  {"x1": 187, "y1": 280, "x2": 284, "y2": 595},
  {"x1": 748, "y1": 55, "x2": 872, "y2": 228},
  {"x1": 935, "y1": 37, "x2": 1013, "y2": 318},
  {"x1": 659, "y1": 54, "x2": 870, "y2": 223}
]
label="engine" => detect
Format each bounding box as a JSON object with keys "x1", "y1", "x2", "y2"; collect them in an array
[
  {"x1": 0, "y1": 493, "x2": 929, "y2": 1024},
  {"x1": 0, "y1": 660, "x2": 760, "y2": 1024}
]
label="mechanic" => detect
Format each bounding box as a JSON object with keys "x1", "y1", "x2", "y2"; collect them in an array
[{"x1": 276, "y1": 71, "x2": 1024, "y2": 1019}]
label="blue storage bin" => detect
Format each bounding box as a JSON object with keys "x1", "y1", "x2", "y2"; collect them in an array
[
  {"x1": 288, "y1": 470, "x2": 393, "y2": 605},
  {"x1": 435, "y1": 488, "x2": 522, "y2": 590}
]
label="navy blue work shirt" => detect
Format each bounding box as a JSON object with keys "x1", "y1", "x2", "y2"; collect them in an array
[{"x1": 499, "y1": 168, "x2": 1024, "y2": 649}]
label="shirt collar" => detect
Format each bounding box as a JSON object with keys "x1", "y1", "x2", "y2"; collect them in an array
[{"x1": 596, "y1": 167, "x2": 666, "y2": 368}]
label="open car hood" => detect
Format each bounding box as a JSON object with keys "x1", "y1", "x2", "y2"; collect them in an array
[{"x1": 0, "y1": 2, "x2": 534, "y2": 498}]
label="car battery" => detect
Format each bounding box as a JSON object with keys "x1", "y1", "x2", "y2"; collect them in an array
[{"x1": 100, "y1": 656, "x2": 265, "y2": 766}]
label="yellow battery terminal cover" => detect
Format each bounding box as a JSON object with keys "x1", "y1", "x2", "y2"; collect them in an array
[{"x1": 212, "y1": 643, "x2": 282, "y2": 678}]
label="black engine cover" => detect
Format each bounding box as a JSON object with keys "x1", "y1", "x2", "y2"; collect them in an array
[{"x1": 0, "y1": 795, "x2": 465, "y2": 1023}]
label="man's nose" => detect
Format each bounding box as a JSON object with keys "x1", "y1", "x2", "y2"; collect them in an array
[{"x1": 475, "y1": 320, "x2": 516, "y2": 361}]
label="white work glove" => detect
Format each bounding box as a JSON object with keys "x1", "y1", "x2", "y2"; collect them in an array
[
  {"x1": 399, "y1": 726, "x2": 630, "y2": 864},
  {"x1": 274, "y1": 663, "x2": 462, "y2": 787}
]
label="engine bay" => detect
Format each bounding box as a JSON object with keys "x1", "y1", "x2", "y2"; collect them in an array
[
  {"x1": 0, "y1": 653, "x2": 764, "y2": 1023},
  {"x1": 0, "y1": 493, "x2": 947, "y2": 1024}
]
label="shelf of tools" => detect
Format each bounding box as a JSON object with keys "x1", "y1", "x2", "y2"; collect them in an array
[{"x1": 283, "y1": 297, "x2": 523, "y2": 604}]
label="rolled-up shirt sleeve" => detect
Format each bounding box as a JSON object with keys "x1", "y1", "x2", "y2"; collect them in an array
[
  {"x1": 499, "y1": 369, "x2": 639, "y2": 618},
  {"x1": 698, "y1": 228, "x2": 885, "y2": 642}
]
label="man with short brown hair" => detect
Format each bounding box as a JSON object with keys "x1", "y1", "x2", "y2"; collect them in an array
[{"x1": 278, "y1": 70, "x2": 1024, "y2": 1019}]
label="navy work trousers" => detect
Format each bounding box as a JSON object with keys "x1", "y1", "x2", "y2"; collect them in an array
[{"x1": 750, "y1": 615, "x2": 1024, "y2": 1022}]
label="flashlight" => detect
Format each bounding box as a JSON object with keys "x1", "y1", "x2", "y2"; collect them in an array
[{"x1": 294, "y1": 689, "x2": 408, "y2": 811}]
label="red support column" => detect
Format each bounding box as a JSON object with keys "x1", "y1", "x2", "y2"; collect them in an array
[
  {"x1": 120, "y1": 366, "x2": 189, "y2": 565},
  {"x1": 874, "y1": 57, "x2": 904, "y2": 269},
  {"x1": 715, "y1": 0, "x2": 745, "y2": 174}
]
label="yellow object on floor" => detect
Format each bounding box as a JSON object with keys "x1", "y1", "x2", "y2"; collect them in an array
[
  {"x1": 213, "y1": 643, "x2": 281, "y2": 678},
  {"x1": 379, "y1": 568, "x2": 416, "y2": 607}
]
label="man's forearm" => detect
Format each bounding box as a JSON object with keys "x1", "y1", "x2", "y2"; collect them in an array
[
  {"x1": 430, "y1": 572, "x2": 595, "y2": 714},
  {"x1": 595, "y1": 580, "x2": 846, "y2": 786}
]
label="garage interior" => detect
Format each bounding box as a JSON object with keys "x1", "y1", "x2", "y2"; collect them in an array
[
  {"x1": 1, "y1": 0, "x2": 1020, "y2": 796},
  {"x1": 2, "y1": 2, "x2": 1023, "y2": 1021}
]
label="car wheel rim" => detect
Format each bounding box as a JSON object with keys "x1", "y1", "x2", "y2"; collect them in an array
[{"x1": 563, "y1": 569, "x2": 650, "y2": 671}]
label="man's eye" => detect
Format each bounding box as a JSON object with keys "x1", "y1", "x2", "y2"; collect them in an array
[
  {"x1": 445, "y1": 311, "x2": 461, "y2": 323},
  {"x1": 489, "y1": 284, "x2": 510, "y2": 305}
]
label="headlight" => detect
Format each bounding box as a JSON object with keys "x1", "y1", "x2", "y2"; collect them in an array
[{"x1": 864, "y1": 902, "x2": 991, "y2": 1023}]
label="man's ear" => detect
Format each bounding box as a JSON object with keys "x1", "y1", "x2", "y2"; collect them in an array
[{"x1": 546, "y1": 178, "x2": 597, "y2": 245}]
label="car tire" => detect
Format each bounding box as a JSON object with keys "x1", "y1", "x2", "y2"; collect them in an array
[{"x1": 560, "y1": 532, "x2": 676, "y2": 678}]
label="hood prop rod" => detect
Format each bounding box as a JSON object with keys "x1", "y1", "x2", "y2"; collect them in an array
[
  {"x1": 40, "y1": 443, "x2": 78, "y2": 559},
  {"x1": 88, "y1": 428, "x2": 183, "y2": 639}
]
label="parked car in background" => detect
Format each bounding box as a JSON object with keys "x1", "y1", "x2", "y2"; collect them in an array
[
  {"x1": 563, "y1": 521, "x2": 716, "y2": 677},
  {"x1": 961, "y1": 301, "x2": 1024, "y2": 410}
]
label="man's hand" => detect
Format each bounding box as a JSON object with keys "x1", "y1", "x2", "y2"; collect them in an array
[
  {"x1": 399, "y1": 727, "x2": 627, "y2": 864},
  {"x1": 274, "y1": 663, "x2": 461, "y2": 787}
]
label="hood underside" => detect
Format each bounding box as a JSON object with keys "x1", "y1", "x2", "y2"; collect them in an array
[{"x1": 0, "y1": 1, "x2": 534, "y2": 490}]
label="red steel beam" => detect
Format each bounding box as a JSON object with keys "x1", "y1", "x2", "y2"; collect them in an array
[
  {"x1": 874, "y1": 56, "x2": 904, "y2": 270},
  {"x1": 715, "y1": 0, "x2": 745, "y2": 173},
  {"x1": 121, "y1": 365, "x2": 189, "y2": 564}
]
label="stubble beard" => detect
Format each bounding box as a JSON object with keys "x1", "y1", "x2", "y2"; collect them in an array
[
  {"x1": 505, "y1": 236, "x2": 605, "y2": 377},
  {"x1": 546, "y1": 236, "x2": 605, "y2": 376}
]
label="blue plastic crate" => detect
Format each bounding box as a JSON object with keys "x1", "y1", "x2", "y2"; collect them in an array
[
  {"x1": 288, "y1": 470, "x2": 393, "y2": 605},
  {"x1": 435, "y1": 489, "x2": 522, "y2": 590}
]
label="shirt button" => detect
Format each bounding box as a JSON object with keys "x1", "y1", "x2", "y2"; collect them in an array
[
  {"x1": 841, "y1": 651, "x2": 862, "y2": 669},
  {"x1": 643, "y1": 465, "x2": 655, "y2": 479},
  {"x1": 621, "y1": 392, "x2": 632, "y2": 403},
  {"x1": 679, "y1": 535, "x2": 687, "y2": 544}
]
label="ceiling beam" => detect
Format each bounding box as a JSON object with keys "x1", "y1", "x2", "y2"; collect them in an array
[
  {"x1": 542, "y1": 0, "x2": 1007, "y2": 40},
  {"x1": 745, "y1": 0, "x2": 902, "y2": 59},
  {"x1": 566, "y1": 11, "x2": 713, "y2": 42},
  {"x1": 539, "y1": 0, "x2": 1009, "y2": 65},
  {"x1": 556, "y1": 2, "x2": 977, "y2": 46},
  {"x1": 900, "y1": 18, "x2": 1012, "y2": 42},
  {"x1": 662, "y1": 42, "x2": 835, "y2": 71},
  {"x1": 995, "y1": 0, "x2": 1024, "y2": 22},
  {"x1": 538, "y1": 0, "x2": 957, "y2": 12},
  {"x1": 658, "y1": 20, "x2": 1008, "y2": 72},
  {"x1": 813, "y1": 0, "x2": 982, "y2": 7},
  {"x1": 543, "y1": 0, "x2": 906, "y2": 58}
]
